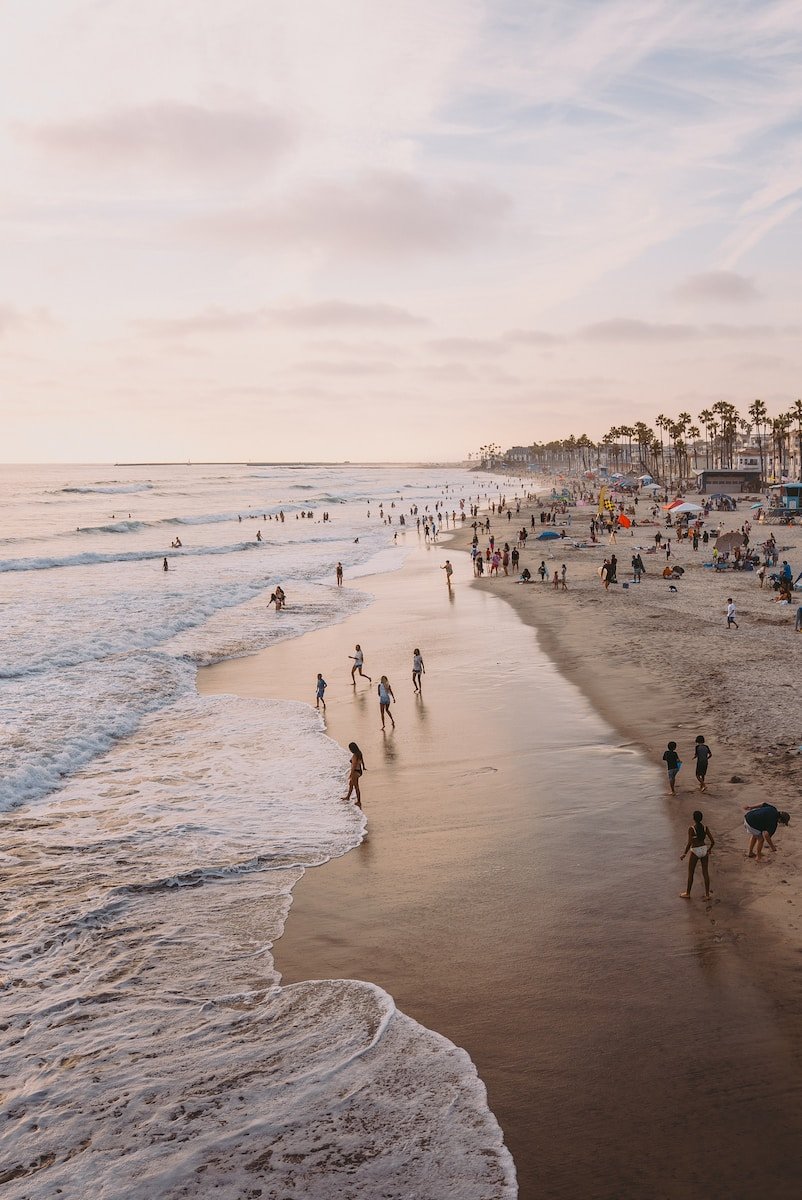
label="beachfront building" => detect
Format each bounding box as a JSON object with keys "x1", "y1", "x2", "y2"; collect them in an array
[{"x1": 696, "y1": 467, "x2": 763, "y2": 494}]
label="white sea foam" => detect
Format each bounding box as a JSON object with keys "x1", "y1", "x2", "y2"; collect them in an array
[
  {"x1": 60, "y1": 481, "x2": 154, "y2": 494},
  {"x1": 0, "y1": 695, "x2": 515, "y2": 1196},
  {"x1": 0, "y1": 463, "x2": 517, "y2": 1196}
]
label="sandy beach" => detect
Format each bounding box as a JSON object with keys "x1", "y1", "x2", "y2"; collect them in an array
[
  {"x1": 449, "y1": 488, "x2": 802, "y2": 981},
  {"x1": 201, "y1": 518, "x2": 802, "y2": 1199}
]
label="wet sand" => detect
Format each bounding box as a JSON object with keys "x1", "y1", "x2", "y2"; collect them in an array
[{"x1": 200, "y1": 540, "x2": 802, "y2": 1199}]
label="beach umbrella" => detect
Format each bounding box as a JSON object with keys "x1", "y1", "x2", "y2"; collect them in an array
[
  {"x1": 750, "y1": 502, "x2": 764, "y2": 509},
  {"x1": 715, "y1": 531, "x2": 744, "y2": 553},
  {"x1": 536, "y1": 530, "x2": 560, "y2": 540}
]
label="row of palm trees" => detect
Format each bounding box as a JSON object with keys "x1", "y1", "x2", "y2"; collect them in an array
[{"x1": 510, "y1": 400, "x2": 802, "y2": 487}]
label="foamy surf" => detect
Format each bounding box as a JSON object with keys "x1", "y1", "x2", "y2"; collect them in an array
[
  {"x1": 1, "y1": 692, "x2": 515, "y2": 1198},
  {"x1": 0, "y1": 462, "x2": 516, "y2": 1196}
]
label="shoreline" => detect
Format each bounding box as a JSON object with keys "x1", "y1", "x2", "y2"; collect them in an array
[
  {"x1": 448, "y1": 490, "x2": 802, "y2": 1002},
  {"x1": 200, "y1": 527, "x2": 802, "y2": 1199}
]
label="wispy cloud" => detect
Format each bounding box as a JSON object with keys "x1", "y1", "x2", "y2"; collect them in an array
[
  {"x1": 673, "y1": 271, "x2": 759, "y2": 304},
  {"x1": 427, "y1": 337, "x2": 504, "y2": 357},
  {"x1": 504, "y1": 329, "x2": 563, "y2": 347},
  {"x1": 21, "y1": 102, "x2": 296, "y2": 176},
  {"x1": 133, "y1": 301, "x2": 427, "y2": 339},
  {"x1": 134, "y1": 310, "x2": 268, "y2": 338},
  {"x1": 580, "y1": 318, "x2": 698, "y2": 342},
  {"x1": 195, "y1": 170, "x2": 511, "y2": 257},
  {"x1": 271, "y1": 301, "x2": 427, "y2": 328}
]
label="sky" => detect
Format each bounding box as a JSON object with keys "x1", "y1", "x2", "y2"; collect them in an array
[{"x1": 2, "y1": 0, "x2": 802, "y2": 463}]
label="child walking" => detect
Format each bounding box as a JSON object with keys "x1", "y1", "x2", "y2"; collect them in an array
[
  {"x1": 662, "y1": 741, "x2": 681, "y2": 795},
  {"x1": 315, "y1": 673, "x2": 327, "y2": 711},
  {"x1": 693, "y1": 735, "x2": 711, "y2": 791}
]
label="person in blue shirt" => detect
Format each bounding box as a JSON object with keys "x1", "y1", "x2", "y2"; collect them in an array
[
  {"x1": 743, "y1": 803, "x2": 790, "y2": 860},
  {"x1": 315, "y1": 673, "x2": 327, "y2": 712}
]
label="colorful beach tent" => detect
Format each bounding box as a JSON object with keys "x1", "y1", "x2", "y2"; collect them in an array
[{"x1": 536, "y1": 530, "x2": 560, "y2": 540}]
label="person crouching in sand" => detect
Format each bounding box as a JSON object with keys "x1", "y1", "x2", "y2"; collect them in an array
[
  {"x1": 680, "y1": 810, "x2": 714, "y2": 899},
  {"x1": 743, "y1": 803, "x2": 790, "y2": 859},
  {"x1": 342, "y1": 742, "x2": 366, "y2": 806},
  {"x1": 378, "y1": 675, "x2": 396, "y2": 729}
]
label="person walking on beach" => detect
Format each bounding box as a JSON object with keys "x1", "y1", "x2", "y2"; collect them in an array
[
  {"x1": 663, "y1": 741, "x2": 681, "y2": 794},
  {"x1": 442, "y1": 559, "x2": 454, "y2": 587},
  {"x1": 743, "y1": 803, "x2": 790, "y2": 860},
  {"x1": 726, "y1": 598, "x2": 739, "y2": 630},
  {"x1": 412, "y1": 648, "x2": 425, "y2": 693},
  {"x1": 679, "y1": 810, "x2": 714, "y2": 899},
  {"x1": 377, "y1": 676, "x2": 396, "y2": 729},
  {"x1": 349, "y1": 644, "x2": 372, "y2": 685},
  {"x1": 560, "y1": 563, "x2": 567, "y2": 590},
  {"x1": 693, "y1": 735, "x2": 712, "y2": 791},
  {"x1": 315, "y1": 673, "x2": 327, "y2": 712},
  {"x1": 342, "y1": 742, "x2": 366, "y2": 807},
  {"x1": 336, "y1": 562, "x2": 343, "y2": 586}
]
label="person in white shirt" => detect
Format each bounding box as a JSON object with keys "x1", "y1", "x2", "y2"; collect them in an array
[{"x1": 726, "y1": 598, "x2": 739, "y2": 630}]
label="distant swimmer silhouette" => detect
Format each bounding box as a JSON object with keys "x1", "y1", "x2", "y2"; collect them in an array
[{"x1": 162, "y1": 558, "x2": 169, "y2": 572}]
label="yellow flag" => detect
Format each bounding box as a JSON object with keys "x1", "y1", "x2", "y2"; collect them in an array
[{"x1": 598, "y1": 485, "x2": 608, "y2": 516}]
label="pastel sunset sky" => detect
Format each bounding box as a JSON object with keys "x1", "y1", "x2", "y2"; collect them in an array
[{"x1": 3, "y1": 0, "x2": 802, "y2": 462}]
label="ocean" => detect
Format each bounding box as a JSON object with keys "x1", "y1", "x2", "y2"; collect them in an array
[{"x1": 0, "y1": 463, "x2": 515, "y2": 1198}]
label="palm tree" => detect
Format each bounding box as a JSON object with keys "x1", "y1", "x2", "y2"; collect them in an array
[
  {"x1": 617, "y1": 424, "x2": 635, "y2": 471},
  {"x1": 748, "y1": 399, "x2": 768, "y2": 482},
  {"x1": 687, "y1": 425, "x2": 701, "y2": 475},
  {"x1": 787, "y1": 399, "x2": 802, "y2": 480},
  {"x1": 633, "y1": 422, "x2": 654, "y2": 473},
  {"x1": 655, "y1": 414, "x2": 670, "y2": 485},
  {"x1": 697, "y1": 408, "x2": 715, "y2": 470},
  {"x1": 711, "y1": 401, "x2": 739, "y2": 468},
  {"x1": 771, "y1": 416, "x2": 792, "y2": 480}
]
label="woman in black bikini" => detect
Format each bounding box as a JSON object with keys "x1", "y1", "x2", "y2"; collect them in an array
[
  {"x1": 342, "y1": 742, "x2": 366, "y2": 807},
  {"x1": 679, "y1": 810, "x2": 714, "y2": 899}
]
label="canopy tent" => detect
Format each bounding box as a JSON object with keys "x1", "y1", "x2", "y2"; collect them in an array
[{"x1": 671, "y1": 502, "x2": 705, "y2": 515}]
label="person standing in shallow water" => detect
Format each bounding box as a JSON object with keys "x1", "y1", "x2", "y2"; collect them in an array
[
  {"x1": 412, "y1": 648, "x2": 425, "y2": 693},
  {"x1": 315, "y1": 673, "x2": 327, "y2": 712},
  {"x1": 335, "y1": 562, "x2": 343, "y2": 586},
  {"x1": 693, "y1": 735, "x2": 711, "y2": 791},
  {"x1": 680, "y1": 810, "x2": 714, "y2": 899},
  {"x1": 342, "y1": 742, "x2": 366, "y2": 807},
  {"x1": 663, "y1": 741, "x2": 681, "y2": 794},
  {"x1": 378, "y1": 675, "x2": 396, "y2": 730}
]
